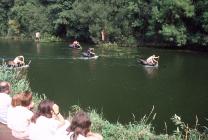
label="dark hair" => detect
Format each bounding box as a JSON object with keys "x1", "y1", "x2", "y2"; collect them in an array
[
  {"x1": 31, "y1": 99, "x2": 54, "y2": 123},
  {"x1": 67, "y1": 111, "x2": 91, "y2": 140},
  {"x1": 0, "y1": 81, "x2": 10, "y2": 94},
  {"x1": 20, "y1": 91, "x2": 32, "y2": 107}
]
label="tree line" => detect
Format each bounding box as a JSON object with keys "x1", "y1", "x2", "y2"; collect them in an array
[{"x1": 0, "y1": 0, "x2": 208, "y2": 47}]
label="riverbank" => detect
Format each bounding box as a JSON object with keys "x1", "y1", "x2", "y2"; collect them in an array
[
  {"x1": 1, "y1": 37, "x2": 208, "y2": 53},
  {"x1": 0, "y1": 60, "x2": 208, "y2": 139}
]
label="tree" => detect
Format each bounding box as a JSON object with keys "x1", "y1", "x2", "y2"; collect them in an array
[
  {"x1": 9, "y1": 0, "x2": 53, "y2": 38},
  {"x1": 147, "y1": 0, "x2": 194, "y2": 46},
  {"x1": 0, "y1": 0, "x2": 14, "y2": 36}
]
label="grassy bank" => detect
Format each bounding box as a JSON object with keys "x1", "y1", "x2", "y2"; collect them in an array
[{"x1": 0, "y1": 64, "x2": 207, "y2": 140}]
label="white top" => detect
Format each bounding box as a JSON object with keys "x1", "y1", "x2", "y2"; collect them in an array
[
  {"x1": 63, "y1": 132, "x2": 87, "y2": 140},
  {"x1": 8, "y1": 106, "x2": 33, "y2": 131},
  {"x1": 29, "y1": 116, "x2": 63, "y2": 140},
  {"x1": 0, "y1": 93, "x2": 11, "y2": 124},
  {"x1": 36, "y1": 32, "x2": 40, "y2": 38},
  {"x1": 7, "y1": 106, "x2": 15, "y2": 128}
]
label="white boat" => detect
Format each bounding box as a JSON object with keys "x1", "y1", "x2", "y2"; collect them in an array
[
  {"x1": 81, "y1": 52, "x2": 99, "y2": 59},
  {"x1": 81, "y1": 55, "x2": 99, "y2": 60}
]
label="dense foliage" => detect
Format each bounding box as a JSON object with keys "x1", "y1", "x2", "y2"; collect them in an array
[{"x1": 0, "y1": 0, "x2": 208, "y2": 47}]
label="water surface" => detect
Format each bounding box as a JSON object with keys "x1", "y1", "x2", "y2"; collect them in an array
[{"x1": 0, "y1": 40, "x2": 208, "y2": 133}]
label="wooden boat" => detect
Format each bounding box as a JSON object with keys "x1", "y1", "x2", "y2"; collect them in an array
[{"x1": 138, "y1": 59, "x2": 158, "y2": 67}]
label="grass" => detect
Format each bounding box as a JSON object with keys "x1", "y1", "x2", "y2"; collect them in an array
[
  {"x1": 0, "y1": 64, "x2": 208, "y2": 140},
  {"x1": 38, "y1": 33, "x2": 63, "y2": 42},
  {"x1": 98, "y1": 42, "x2": 119, "y2": 51}
]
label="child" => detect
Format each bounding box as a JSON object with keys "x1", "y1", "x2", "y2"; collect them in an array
[
  {"x1": 66, "y1": 111, "x2": 103, "y2": 140},
  {"x1": 9, "y1": 91, "x2": 34, "y2": 139},
  {"x1": 29, "y1": 99, "x2": 69, "y2": 140},
  {"x1": 0, "y1": 81, "x2": 11, "y2": 124},
  {"x1": 7, "y1": 94, "x2": 22, "y2": 129}
]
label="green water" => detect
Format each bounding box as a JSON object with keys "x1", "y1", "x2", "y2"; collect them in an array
[{"x1": 0, "y1": 40, "x2": 208, "y2": 133}]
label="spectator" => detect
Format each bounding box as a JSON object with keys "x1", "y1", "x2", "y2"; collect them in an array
[
  {"x1": 29, "y1": 99, "x2": 69, "y2": 140},
  {"x1": 7, "y1": 93, "x2": 22, "y2": 129},
  {"x1": 9, "y1": 91, "x2": 34, "y2": 139},
  {"x1": 0, "y1": 81, "x2": 11, "y2": 124},
  {"x1": 66, "y1": 111, "x2": 103, "y2": 140}
]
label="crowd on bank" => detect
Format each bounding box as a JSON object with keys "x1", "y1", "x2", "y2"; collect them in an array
[{"x1": 0, "y1": 81, "x2": 103, "y2": 140}]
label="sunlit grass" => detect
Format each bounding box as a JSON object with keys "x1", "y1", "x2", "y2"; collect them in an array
[{"x1": 97, "y1": 43, "x2": 139, "y2": 59}]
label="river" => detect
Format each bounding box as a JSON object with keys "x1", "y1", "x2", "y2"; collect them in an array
[{"x1": 0, "y1": 40, "x2": 208, "y2": 133}]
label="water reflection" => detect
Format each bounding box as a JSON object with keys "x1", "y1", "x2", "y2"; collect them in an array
[
  {"x1": 36, "y1": 42, "x2": 40, "y2": 54},
  {"x1": 88, "y1": 60, "x2": 97, "y2": 71},
  {"x1": 71, "y1": 49, "x2": 81, "y2": 58},
  {"x1": 143, "y1": 66, "x2": 158, "y2": 78}
]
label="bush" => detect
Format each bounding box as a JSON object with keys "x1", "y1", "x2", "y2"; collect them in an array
[{"x1": 39, "y1": 33, "x2": 63, "y2": 42}]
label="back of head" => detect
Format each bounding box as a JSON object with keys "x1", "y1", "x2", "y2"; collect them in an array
[
  {"x1": 11, "y1": 94, "x2": 22, "y2": 107},
  {"x1": 67, "y1": 111, "x2": 91, "y2": 140},
  {"x1": 31, "y1": 99, "x2": 54, "y2": 123},
  {"x1": 38, "y1": 99, "x2": 54, "y2": 117},
  {"x1": 0, "y1": 81, "x2": 11, "y2": 94},
  {"x1": 20, "y1": 91, "x2": 32, "y2": 107}
]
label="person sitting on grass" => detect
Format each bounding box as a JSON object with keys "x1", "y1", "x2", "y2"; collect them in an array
[
  {"x1": 7, "y1": 93, "x2": 22, "y2": 129},
  {"x1": 66, "y1": 111, "x2": 103, "y2": 140},
  {"x1": 8, "y1": 91, "x2": 34, "y2": 139},
  {"x1": 0, "y1": 81, "x2": 11, "y2": 125},
  {"x1": 29, "y1": 99, "x2": 70, "y2": 140}
]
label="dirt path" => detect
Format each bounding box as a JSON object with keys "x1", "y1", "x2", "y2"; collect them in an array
[{"x1": 0, "y1": 123, "x2": 22, "y2": 140}]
